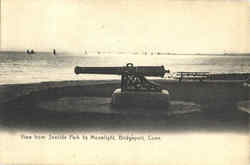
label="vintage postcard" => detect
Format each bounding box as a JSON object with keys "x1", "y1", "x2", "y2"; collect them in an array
[{"x1": 0, "y1": 0, "x2": 249, "y2": 164}]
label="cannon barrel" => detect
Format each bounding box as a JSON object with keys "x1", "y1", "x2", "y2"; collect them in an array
[
  {"x1": 75, "y1": 66, "x2": 123, "y2": 75},
  {"x1": 74, "y1": 65, "x2": 169, "y2": 77}
]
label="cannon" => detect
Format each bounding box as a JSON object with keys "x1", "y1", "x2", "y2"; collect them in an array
[
  {"x1": 74, "y1": 63, "x2": 170, "y2": 108},
  {"x1": 75, "y1": 63, "x2": 169, "y2": 92}
]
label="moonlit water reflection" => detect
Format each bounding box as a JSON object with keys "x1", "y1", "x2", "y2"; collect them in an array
[{"x1": 0, "y1": 52, "x2": 250, "y2": 84}]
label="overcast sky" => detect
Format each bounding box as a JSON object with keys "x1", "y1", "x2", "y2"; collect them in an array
[{"x1": 1, "y1": 0, "x2": 250, "y2": 53}]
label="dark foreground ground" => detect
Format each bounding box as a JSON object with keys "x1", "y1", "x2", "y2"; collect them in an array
[{"x1": 0, "y1": 80, "x2": 249, "y2": 133}]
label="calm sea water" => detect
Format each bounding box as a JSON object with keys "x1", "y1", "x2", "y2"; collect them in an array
[{"x1": 0, "y1": 52, "x2": 250, "y2": 85}]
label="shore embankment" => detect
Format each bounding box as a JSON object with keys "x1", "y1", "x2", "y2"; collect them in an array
[{"x1": 1, "y1": 79, "x2": 249, "y2": 104}]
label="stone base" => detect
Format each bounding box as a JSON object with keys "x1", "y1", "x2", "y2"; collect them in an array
[
  {"x1": 111, "y1": 88, "x2": 170, "y2": 109},
  {"x1": 237, "y1": 100, "x2": 250, "y2": 113}
]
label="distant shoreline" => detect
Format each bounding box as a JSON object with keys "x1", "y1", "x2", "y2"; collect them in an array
[
  {"x1": 0, "y1": 50, "x2": 53, "y2": 54},
  {"x1": 0, "y1": 50, "x2": 249, "y2": 56}
]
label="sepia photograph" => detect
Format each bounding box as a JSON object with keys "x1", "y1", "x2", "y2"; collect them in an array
[{"x1": 0, "y1": 0, "x2": 249, "y2": 164}]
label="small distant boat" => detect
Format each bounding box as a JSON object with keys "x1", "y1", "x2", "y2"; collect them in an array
[
  {"x1": 26, "y1": 49, "x2": 35, "y2": 54},
  {"x1": 53, "y1": 49, "x2": 56, "y2": 55}
]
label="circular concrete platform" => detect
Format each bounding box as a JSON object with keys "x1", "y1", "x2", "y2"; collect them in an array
[
  {"x1": 237, "y1": 100, "x2": 250, "y2": 113},
  {"x1": 37, "y1": 96, "x2": 201, "y2": 117}
]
